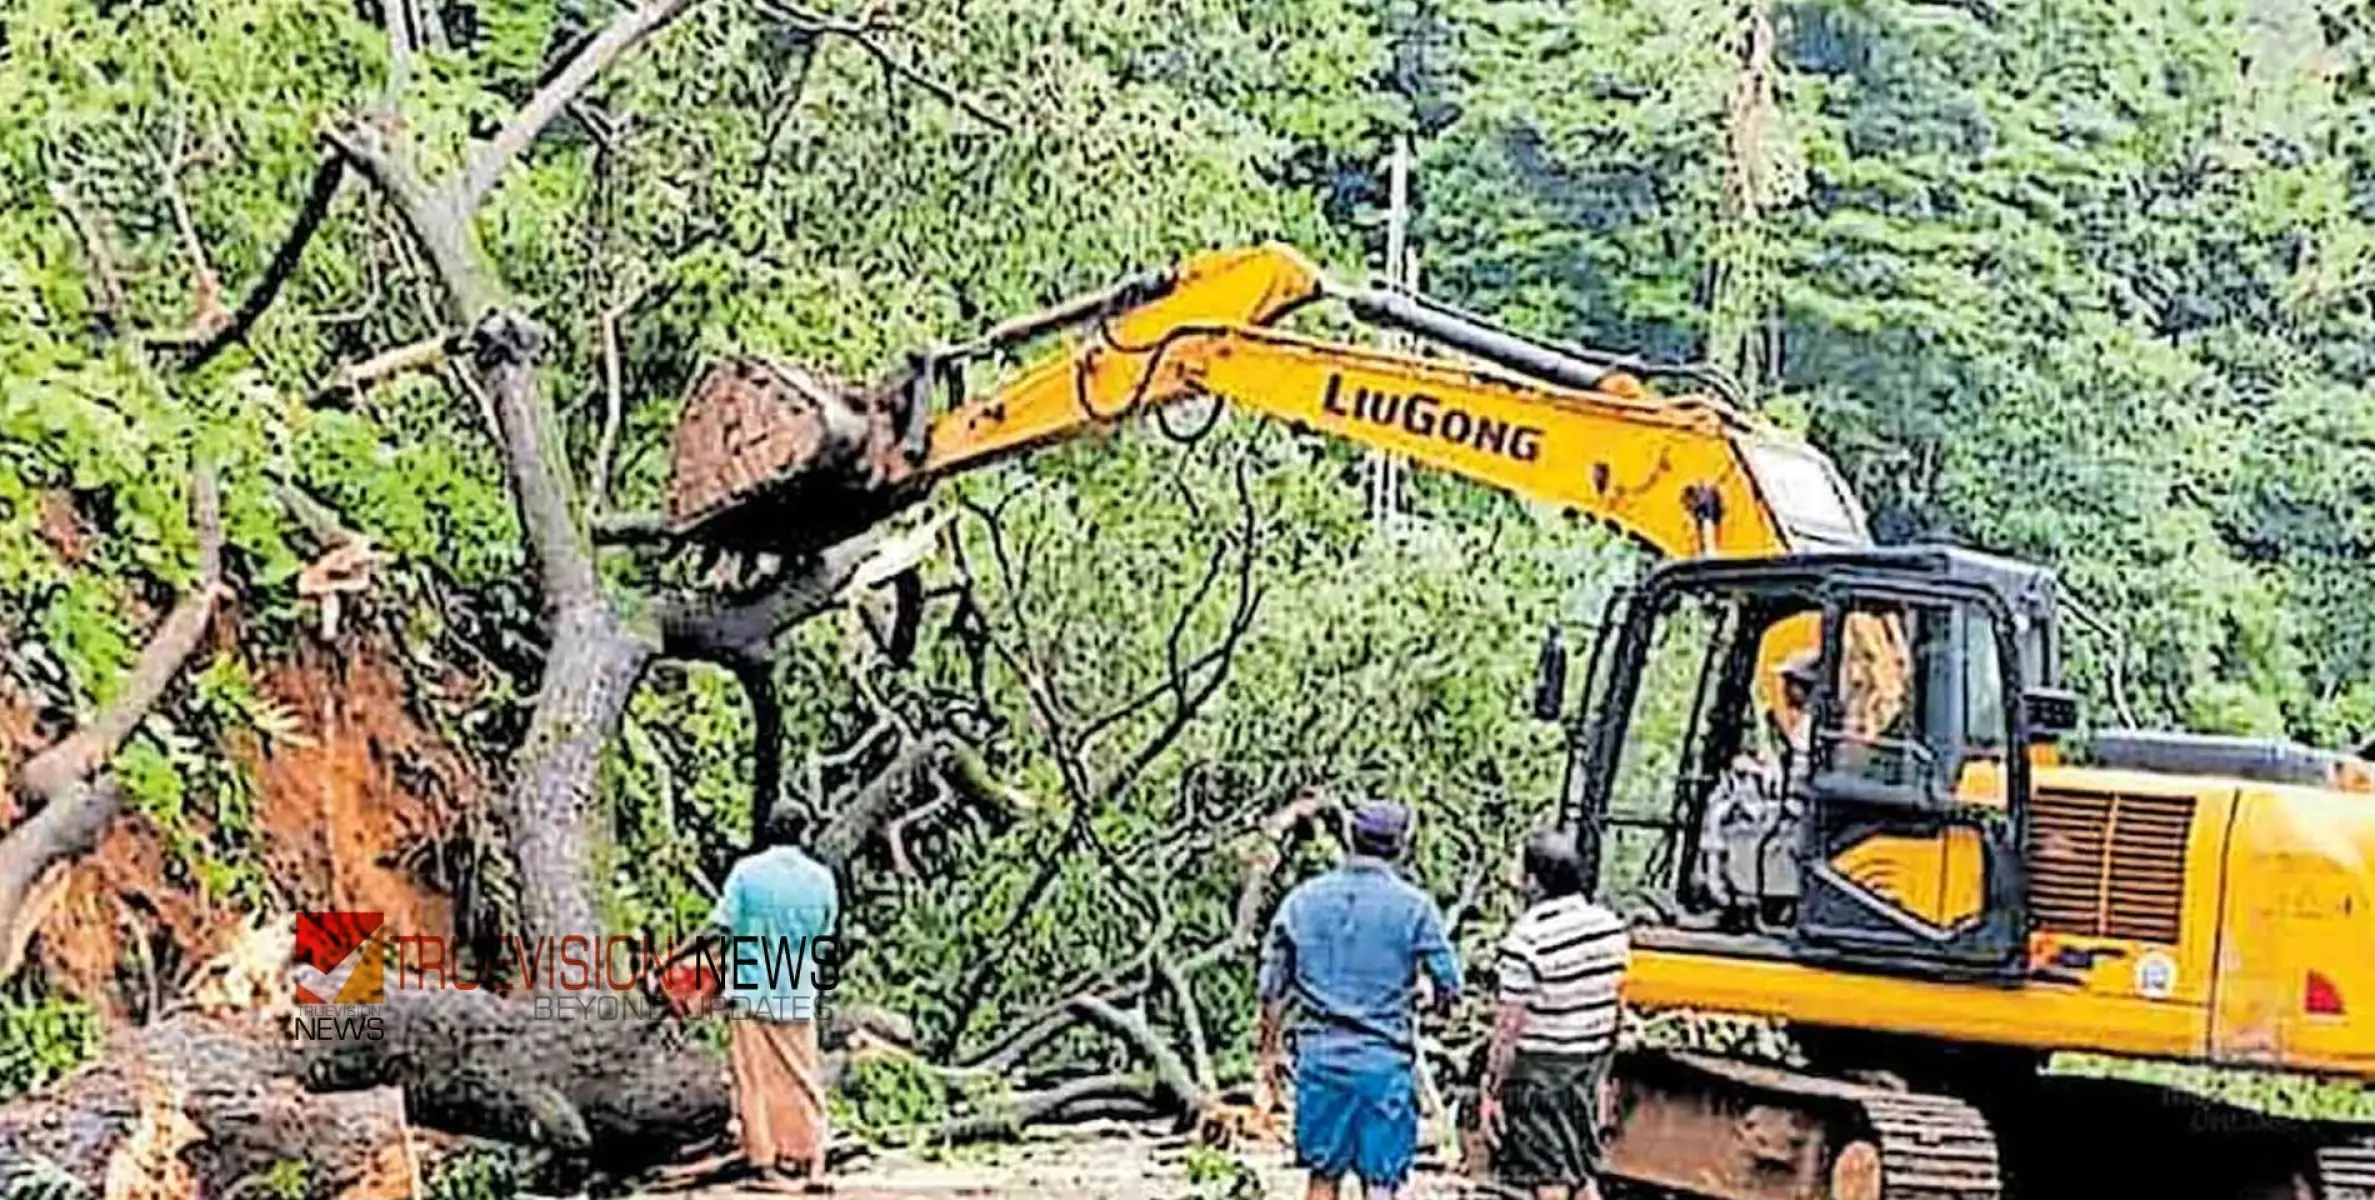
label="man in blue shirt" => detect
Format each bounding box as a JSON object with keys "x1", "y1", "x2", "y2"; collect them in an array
[
  {"x1": 1257, "y1": 799, "x2": 1463, "y2": 1200},
  {"x1": 663, "y1": 803, "x2": 841, "y2": 1184}
]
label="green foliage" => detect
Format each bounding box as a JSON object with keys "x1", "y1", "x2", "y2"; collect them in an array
[
  {"x1": 0, "y1": 990, "x2": 99, "y2": 1102},
  {"x1": 248, "y1": 1160, "x2": 307, "y2": 1200},
  {"x1": 422, "y1": 1144, "x2": 521, "y2": 1200},
  {"x1": 1183, "y1": 1143, "x2": 1263, "y2": 1200},
  {"x1": 835, "y1": 1051, "x2": 952, "y2": 1138}
]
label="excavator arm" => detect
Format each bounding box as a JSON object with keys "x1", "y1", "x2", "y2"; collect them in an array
[
  {"x1": 908, "y1": 242, "x2": 1870, "y2": 562},
  {"x1": 664, "y1": 240, "x2": 1896, "y2": 727}
]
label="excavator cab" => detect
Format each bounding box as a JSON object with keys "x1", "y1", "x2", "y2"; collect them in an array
[{"x1": 1554, "y1": 546, "x2": 2076, "y2": 983}]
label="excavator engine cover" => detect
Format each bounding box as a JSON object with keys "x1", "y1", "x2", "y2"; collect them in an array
[{"x1": 664, "y1": 357, "x2": 921, "y2": 558}]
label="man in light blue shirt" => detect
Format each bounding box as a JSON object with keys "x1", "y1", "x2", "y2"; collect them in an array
[
  {"x1": 692, "y1": 804, "x2": 841, "y2": 1183},
  {"x1": 711, "y1": 809, "x2": 840, "y2": 1022},
  {"x1": 1258, "y1": 799, "x2": 1463, "y2": 1200}
]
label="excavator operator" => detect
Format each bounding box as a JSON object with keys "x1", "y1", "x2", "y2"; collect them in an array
[{"x1": 1694, "y1": 649, "x2": 1820, "y2": 931}]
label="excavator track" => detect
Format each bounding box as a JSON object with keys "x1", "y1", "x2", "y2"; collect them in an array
[
  {"x1": 1600, "y1": 1050, "x2": 2001, "y2": 1200},
  {"x1": 1846, "y1": 1093, "x2": 2001, "y2": 1200},
  {"x1": 2313, "y1": 1136, "x2": 2375, "y2": 1200}
]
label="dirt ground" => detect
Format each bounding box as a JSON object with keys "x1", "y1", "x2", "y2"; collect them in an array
[{"x1": 639, "y1": 1123, "x2": 1511, "y2": 1199}]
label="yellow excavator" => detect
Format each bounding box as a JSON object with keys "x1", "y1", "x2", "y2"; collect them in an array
[{"x1": 659, "y1": 242, "x2": 2375, "y2": 1200}]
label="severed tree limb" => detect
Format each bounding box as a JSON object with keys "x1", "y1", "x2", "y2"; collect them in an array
[
  {"x1": 658, "y1": 533, "x2": 884, "y2": 661},
  {"x1": 184, "y1": 156, "x2": 348, "y2": 371},
  {"x1": 311, "y1": 328, "x2": 452, "y2": 404},
  {"x1": 920, "y1": 1073, "x2": 1154, "y2": 1146},
  {"x1": 1065, "y1": 995, "x2": 1201, "y2": 1116},
  {"x1": 1153, "y1": 951, "x2": 1215, "y2": 1095},
  {"x1": 0, "y1": 469, "x2": 224, "y2": 982},
  {"x1": 455, "y1": 0, "x2": 708, "y2": 215}
]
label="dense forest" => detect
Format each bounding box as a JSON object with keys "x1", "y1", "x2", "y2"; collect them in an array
[{"x1": 6, "y1": 0, "x2": 2375, "y2": 1193}]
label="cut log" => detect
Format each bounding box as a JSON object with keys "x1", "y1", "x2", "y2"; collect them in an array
[
  {"x1": 663, "y1": 357, "x2": 926, "y2": 558},
  {"x1": 296, "y1": 984, "x2": 729, "y2": 1163},
  {"x1": 0, "y1": 1014, "x2": 414, "y2": 1200}
]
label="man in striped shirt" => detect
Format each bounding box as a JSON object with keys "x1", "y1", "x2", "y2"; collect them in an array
[{"x1": 1479, "y1": 828, "x2": 1630, "y2": 1200}]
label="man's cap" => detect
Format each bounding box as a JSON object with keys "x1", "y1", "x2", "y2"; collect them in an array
[{"x1": 1350, "y1": 800, "x2": 1411, "y2": 844}]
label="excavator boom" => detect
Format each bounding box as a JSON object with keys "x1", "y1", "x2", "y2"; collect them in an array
[
  {"x1": 909, "y1": 243, "x2": 1870, "y2": 562},
  {"x1": 662, "y1": 239, "x2": 1896, "y2": 723}
]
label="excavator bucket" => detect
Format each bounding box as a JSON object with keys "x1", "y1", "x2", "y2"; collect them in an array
[{"x1": 663, "y1": 357, "x2": 922, "y2": 558}]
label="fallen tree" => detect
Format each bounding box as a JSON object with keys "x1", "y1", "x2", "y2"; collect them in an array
[{"x1": 0, "y1": 0, "x2": 1512, "y2": 1188}]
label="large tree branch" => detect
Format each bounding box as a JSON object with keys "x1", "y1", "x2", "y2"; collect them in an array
[
  {"x1": 0, "y1": 470, "x2": 224, "y2": 982},
  {"x1": 183, "y1": 156, "x2": 347, "y2": 371},
  {"x1": 321, "y1": 126, "x2": 490, "y2": 322},
  {"x1": 1065, "y1": 995, "x2": 1200, "y2": 1115},
  {"x1": 658, "y1": 532, "x2": 883, "y2": 661},
  {"x1": 920, "y1": 1073, "x2": 1153, "y2": 1146},
  {"x1": 455, "y1": 0, "x2": 707, "y2": 214},
  {"x1": 467, "y1": 312, "x2": 599, "y2": 607}
]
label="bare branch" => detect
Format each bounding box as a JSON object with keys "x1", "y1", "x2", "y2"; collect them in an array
[
  {"x1": 1154, "y1": 952, "x2": 1214, "y2": 1095},
  {"x1": 184, "y1": 157, "x2": 349, "y2": 372},
  {"x1": 589, "y1": 287, "x2": 648, "y2": 517},
  {"x1": 1065, "y1": 995, "x2": 1200, "y2": 1113},
  {"x1": 47, "y1": 182, "x2": 126, "y2": 332},
  {"x1": 0, "y1": 468, "x2": 225, "y2": 982},
  {"x1": 455, "y1": 0, "x2": 708, "y2": 214},
  {"x1": 755, "y1": 0, "x2": 1014, "y2": 133},
  {"x1": 312, "y1": 329, "x2": 452, "y2": 405},
  {"x1": 1092, "y1": 458, "x2": 1265, "y2": 805}
]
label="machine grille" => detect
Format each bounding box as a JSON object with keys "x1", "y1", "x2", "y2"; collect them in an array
[{"x1": 2026, "y1": 790, "x2": 2195, "y2": 944}]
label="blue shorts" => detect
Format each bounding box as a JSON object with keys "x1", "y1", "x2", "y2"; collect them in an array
[{"x1": 1292, "y1": 1052, "x2": 1416, "y2": 1189}]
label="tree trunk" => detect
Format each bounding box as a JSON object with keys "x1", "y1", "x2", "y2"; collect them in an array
[
  {"x1": 503, "y1": 604, "x2": 655, "y2": 948},
  {"x1": 0, "y1": 1015, "x2": 415, "y2": 1200},
  {"x1": 299, "y1": 986, "x2": 728, "y2": 1164}
]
